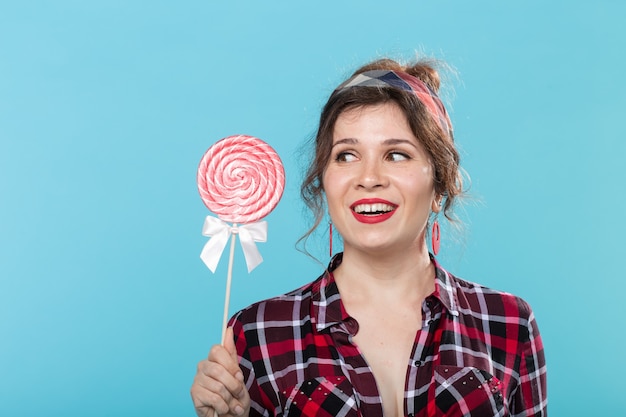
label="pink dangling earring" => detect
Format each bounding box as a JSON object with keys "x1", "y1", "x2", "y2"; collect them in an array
[
  {"x1": 431, "y1": 220, "x2": 440, "y2": 256},
  {"x1": 329, "y1": 222, "x2": 333, "y2": 257}
]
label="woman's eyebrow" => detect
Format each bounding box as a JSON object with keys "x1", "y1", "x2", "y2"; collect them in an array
[
  {"x1": 331, "y1": 138, "x2": 418, "y2": 148},
  {"x1": 382, "y1": 138, "x2": 418, "y2": 148},
  {"x1": 331, "y1": 138, "x2": 358, "y2": 147}
]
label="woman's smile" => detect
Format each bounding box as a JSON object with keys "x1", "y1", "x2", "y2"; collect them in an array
[{"x1": 350, "y1": 198, "x2": 398, "y2": 223}]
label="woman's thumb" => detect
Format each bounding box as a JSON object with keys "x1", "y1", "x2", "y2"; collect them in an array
[{"x1": 224, "y1": 327, "x2": 238, "y2": 360}]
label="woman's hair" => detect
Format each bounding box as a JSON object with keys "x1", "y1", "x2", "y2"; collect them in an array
[{"x1": 300, "y1": 57, "x2": 464, "y2": 248}]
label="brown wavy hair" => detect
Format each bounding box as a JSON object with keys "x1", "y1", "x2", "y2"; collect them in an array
[{"x1": 300, "y1": 58, "x2": 464, "y2": 248}]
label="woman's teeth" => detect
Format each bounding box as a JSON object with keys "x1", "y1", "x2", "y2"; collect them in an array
[{"x1": 353, "y1": 203, "x2": 395, "y2": 215}]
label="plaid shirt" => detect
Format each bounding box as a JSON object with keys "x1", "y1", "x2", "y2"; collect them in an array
[{"x1": 230, "y1": 254, "x2": 547, "y2": 416}]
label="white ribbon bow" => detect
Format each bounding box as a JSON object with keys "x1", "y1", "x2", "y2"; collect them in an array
[{"x1": 200, "y1": 216, "x2": 267, "y2": 273}]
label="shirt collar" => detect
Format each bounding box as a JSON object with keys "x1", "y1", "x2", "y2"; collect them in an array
[
  {"x1": 431, "y1": 255, "x2": 460, "y2": 316},
  {"x1": 311, "y1": 253, "x2": 459, "y2": 332},
  {"x1": 311, "y1": 253, "x2": 350, "y2": 333}
]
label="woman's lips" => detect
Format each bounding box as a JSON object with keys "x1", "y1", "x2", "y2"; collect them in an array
[{"x1": 350, "y1": 199, "x2": 398, "y2": 224}]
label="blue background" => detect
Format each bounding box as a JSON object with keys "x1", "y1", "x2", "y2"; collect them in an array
[{"x1": 1, "y1": 1, "x2": 624, "y2": 415}]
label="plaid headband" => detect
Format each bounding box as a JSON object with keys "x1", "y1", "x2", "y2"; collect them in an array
[{"x1": 336, "y1": 69, "x2": 453, "y2": 139}]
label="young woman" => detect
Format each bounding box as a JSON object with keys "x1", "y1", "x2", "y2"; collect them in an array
[{"x1": 191, "y1": 58, "x2": 548, "y2": 417}]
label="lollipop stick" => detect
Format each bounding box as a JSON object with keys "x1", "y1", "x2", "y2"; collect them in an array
[
  {"x1": 221, "y1": 225, "x2": 237, "y2": 345},
  {"x1": 214, "y1": 229, "x2": 236, "y2": 417}
]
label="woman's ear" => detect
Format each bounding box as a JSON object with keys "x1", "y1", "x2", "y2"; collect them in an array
[{"x1": 431, "y1": 197, "x2": 442, "y2": 213}]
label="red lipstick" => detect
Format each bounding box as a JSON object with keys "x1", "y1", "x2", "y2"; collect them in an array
[{"x1": 350, "y1": 198, "x2": 398, "y2": 224}]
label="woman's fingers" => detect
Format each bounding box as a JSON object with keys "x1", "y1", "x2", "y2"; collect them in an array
[
  {"x1": 191, "y1": 329, "x2": 249, "y2": 416},
  {"x1": 198, "y1": 356, "x2": 243, "y2": 399},
  {"x1": 190, "y1": 378, "x2": 229, "y2": 415},
  {"x1": 192, "y1": 365, "x2": 244, "y2": 416}
]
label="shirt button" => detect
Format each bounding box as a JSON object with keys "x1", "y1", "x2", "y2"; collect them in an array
[
  {"x1": 344, "y1": 318, "x2": 359, "y2": 335},
  {"x1": 414, "y1": 360, "x2": 422, "y2": 367}
]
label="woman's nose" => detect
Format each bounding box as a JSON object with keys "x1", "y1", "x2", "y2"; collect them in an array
[{"x1": 356, "y1": 159, "x2": 388, "y2": 189}]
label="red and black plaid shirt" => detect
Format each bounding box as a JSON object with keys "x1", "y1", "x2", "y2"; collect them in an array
[{"x1": 230, "y1": 254, "x2": 547, "y2": 416}]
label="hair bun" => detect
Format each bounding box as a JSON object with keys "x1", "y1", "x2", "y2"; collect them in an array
[{"x1": 405, "y1": 63, "x2": 441, "y2": 93}]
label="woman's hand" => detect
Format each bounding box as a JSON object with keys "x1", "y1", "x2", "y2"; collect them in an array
[{"x1": 191, "y1": 327, "x2": 251, "y2": 417}]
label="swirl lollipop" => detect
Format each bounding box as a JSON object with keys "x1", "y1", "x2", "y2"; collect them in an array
[
  {"x1": 197, "y1": 134, "x2": 285, "y2": 344},
  {"x1": 197, "y1": 134, "x2": 285, "y2": 224}
]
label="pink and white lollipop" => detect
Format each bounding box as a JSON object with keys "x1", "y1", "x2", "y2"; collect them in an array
[
  {"x1": 197, "y1": 134, "x2": 285, "y2": 224},
  {"x1": 197, "y1": 135, "x2": 285, "y2": 345}
]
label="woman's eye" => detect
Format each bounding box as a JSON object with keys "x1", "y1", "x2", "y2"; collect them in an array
[
  {"x1": 386, "y1": 151, "x2": 410, "y2": 161},
  {"x1": 335, "y1": 152, "x2": 357, "y2": 162}
]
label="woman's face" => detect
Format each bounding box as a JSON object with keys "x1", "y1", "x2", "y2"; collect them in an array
[{"x1": 323, "y1": 102, "x2": 439, "y2": 256}]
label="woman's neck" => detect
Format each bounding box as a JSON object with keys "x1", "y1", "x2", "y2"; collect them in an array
[{"x1": 333, "y1": 245, "x2": 435, "y2": 306}]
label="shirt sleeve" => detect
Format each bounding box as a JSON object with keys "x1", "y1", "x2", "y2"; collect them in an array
[
  {"x1": 511, "y1": 303, "x2": 548, "y2": 416},
  {"x1": 229, "y1": 312, "x2": 273, "y2": 417}
]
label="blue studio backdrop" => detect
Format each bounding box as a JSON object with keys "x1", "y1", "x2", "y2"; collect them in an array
[{"x1": 1, "y1": 1, "x2": 625, "y2": 416}]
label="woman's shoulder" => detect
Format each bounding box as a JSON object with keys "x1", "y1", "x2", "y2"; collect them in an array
[
  {"x1": 229, "y1": 274, "x2": 323, "y2": 328},
  {"x1": 447, "y1": 272, "x2": 536, "y2": 323}
]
